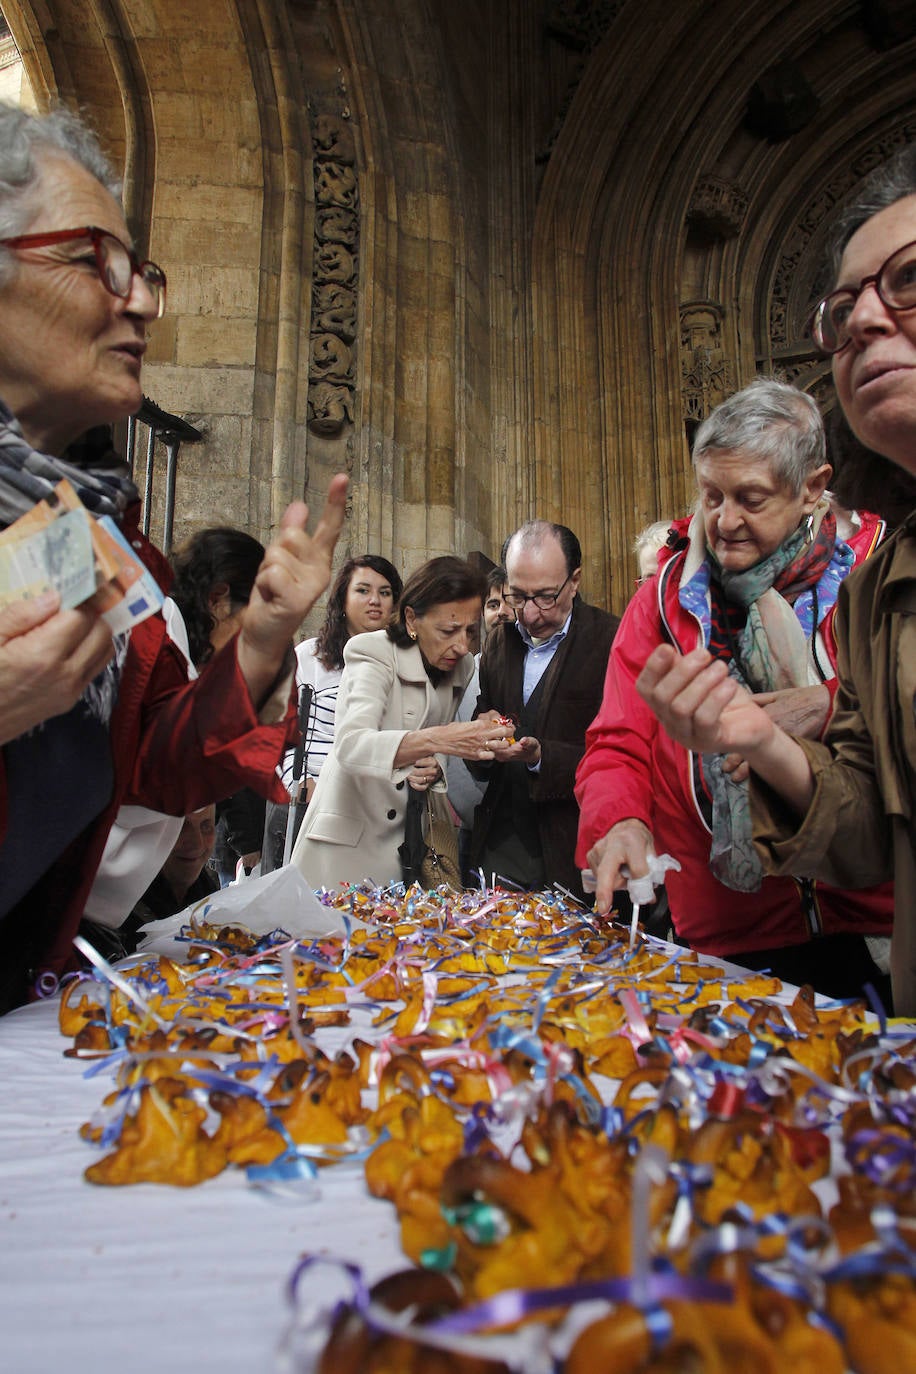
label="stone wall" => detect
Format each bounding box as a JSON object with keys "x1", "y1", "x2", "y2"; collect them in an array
[{"x1": 1, "y1": 0, "x2": 915, "y2": 616}]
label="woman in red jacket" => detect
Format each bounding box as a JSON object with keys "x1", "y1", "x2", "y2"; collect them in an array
[
  {"x1": 575, "y1": 376, "x2": 893, "y2": 1004},
  {"x1": 0, "y1": 104, "x2": 345, "y2": 1010}
]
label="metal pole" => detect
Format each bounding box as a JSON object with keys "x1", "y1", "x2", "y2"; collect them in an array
[
  {"x1": 163, "y1": 439, "x2": 180, "y2": 555},
  {"x1": 133, "y1": 398, "x2": 203, "y2": 545},
  {"x1": 125, "y1": 415, "x2": 136, "y2": 482},
  {"x1": 142, "y1": 425, "x2": 156, "y2": 537}
]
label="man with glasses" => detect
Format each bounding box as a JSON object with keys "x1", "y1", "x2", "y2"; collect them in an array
[{"x1": 468, "y1": 520, "x2": 620, "y2": 899}]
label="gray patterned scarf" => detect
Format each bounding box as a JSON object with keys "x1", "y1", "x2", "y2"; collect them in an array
[
  {"x1": 0, "y1": 401, "x2": 137, "y2": 527},
  {"x1": 680, "y1": 505, "x2": 831, "y2": 893},
  {"x1": 0, "y1": 401, "x2": 138, "y2": 727}
]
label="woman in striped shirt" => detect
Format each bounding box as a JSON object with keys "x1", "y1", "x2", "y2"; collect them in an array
[{"x1": 267, "y1": 555, "x2": 402, "y2": 867}]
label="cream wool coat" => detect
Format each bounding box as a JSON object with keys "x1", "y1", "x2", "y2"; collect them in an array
[{"x1": 291, "y1": 630, "x2": 473, "y2": 890}]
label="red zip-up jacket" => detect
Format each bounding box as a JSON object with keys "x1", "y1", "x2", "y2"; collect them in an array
[{"x1": 574, "y1": 511, "x2": 893, "y2": 956}]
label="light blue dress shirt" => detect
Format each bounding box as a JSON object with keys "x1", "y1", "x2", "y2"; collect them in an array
[{"x1": 516, "y1": 610, "x2": 573, "y2": 704}]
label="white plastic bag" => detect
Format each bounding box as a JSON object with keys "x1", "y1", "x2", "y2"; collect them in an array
[{"x1": 137, "y1": 864, "x2": 364, "y2": 957}]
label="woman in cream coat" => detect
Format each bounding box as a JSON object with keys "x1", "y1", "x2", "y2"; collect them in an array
[{"x1": 292, "y1": 556, "x2": 513, "y2": 890}]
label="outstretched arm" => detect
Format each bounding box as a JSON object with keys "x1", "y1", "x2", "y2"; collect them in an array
[
  {"x1": 394, "y1": 712, "x2": 515, "y2": 769},
  {"x1": 635, "y1": 644, "x2": 816, "y2": 814},
  {"x1": 237, "y1": 476, "x2": 348, "y2": 707}
]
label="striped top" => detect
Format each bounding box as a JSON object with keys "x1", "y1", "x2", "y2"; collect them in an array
[{"x1": 277, "y1": 638, "x2": 344, "y2": 793}]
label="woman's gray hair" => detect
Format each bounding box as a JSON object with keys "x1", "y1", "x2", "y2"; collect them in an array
[
  {"x1": 828, "y1": 144, "x2": 916, "y2": 273},
  {"x1": 0, "y1": 102, "x2": 120, "y2": 280},
  {"x1": 632, "y1": 519, "x2": 671, "y2": 557},
  {"x1": 692, "y1": 376, "x2": 826, "y2": 495}
]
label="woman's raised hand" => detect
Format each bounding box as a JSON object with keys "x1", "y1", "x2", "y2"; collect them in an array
[
  {"x1": 637, "y1": 644, "x2": 817, "y2": 813},
  {"x1": 636, "y1": 645, "x2": 774, "y2": 758},
  {"x1": 237, "y1": 475, "x2": 348, "y2": 705}
]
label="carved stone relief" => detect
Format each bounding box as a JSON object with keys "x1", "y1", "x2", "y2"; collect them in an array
[
  {"x1": 315, "y1": 206, "x2": 358, "y2": 244},
  {"x1": 313, "y1": 112, "x2": 356, "y2": 162},
  {"x1": 768, "y1": 120, "x2": 916, "y2": 350},
  {"x1": 315, "y1": 162, "x2": 358, "y2": 208},
  {"x1": 309, "y1": 333, "x2": 353, "y2": 383},
  {"x1": 315, "y1": 241, "x2": 356, "y2": 282},
  {"x1": 308, "y1": 108, "x2": 359, "y2": 439},
  {"x1": 687, "y1": 175, "x2": 748, "y2": 241},
  {"x1": 538, "y1": 1, "x2": 628, "y2": 165},
  {"x1": 544, "y1": 0, "x2": 627, "y2": 50},
  {"x1": 680, "y1": 301, "x2": 734, "y2": 423},
  {"x1": 312, "y1": 282, "x2": 356, "y2": 341},
  {"x1": 307, "y1": 381, "x2": 354, "y2": 435},
  {"x1": 746, "y1": 61, "x2": 819, "y2": 141}
]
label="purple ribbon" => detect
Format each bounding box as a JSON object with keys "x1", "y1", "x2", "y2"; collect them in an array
[{"x1": 427, "y1": 1269, "x2": 733, "y2": 1336}]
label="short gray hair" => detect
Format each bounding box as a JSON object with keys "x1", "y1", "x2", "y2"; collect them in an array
[
  {"x1": 692, "y1": 377, "x2": 825, "y2": 495},
  {"x1": 829, "y1": 144, "x2": 916, "y2": 273},
  {"x1": 0, "y1": 102, "x2": 120, "y2": 282}
]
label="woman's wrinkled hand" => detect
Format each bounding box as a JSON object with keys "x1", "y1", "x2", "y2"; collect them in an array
[
  {"x1": 636, "y1": 645, "x2": 775, "y2": 758},
  {"x1": 721, "y1": 684, "x2": 833, "y2": 783},
  {"x1": 586, "y1": 817, "x2": 655, "y2": 916},
  {"x1": 407, "y1": 756, "x2": 442, "y2": 791},
  {"x1": 754, "y1": 684, "x2": 832, "y2": 739},
  {"x1": 0, "y1": 591, "x2": 115, "y2": 746},
  {"x1": 442, "y1": 711, "x2": 515, "y2": 761}
]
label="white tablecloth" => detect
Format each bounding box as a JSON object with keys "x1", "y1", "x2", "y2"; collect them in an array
[
  {"x1": 0, "y1": 995, "x2": 403, "y2": 1374},
  {"x1": 0, "y1": 938, "x2": 875, "y2": 1373}
]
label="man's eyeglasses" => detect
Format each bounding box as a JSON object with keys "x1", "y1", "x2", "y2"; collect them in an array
[
  {"x1": 0, "y1": 225, "x2": 167, "y2": 318},
  {"x1": 810, "y1": 236, "x2": 916, "y2": 355},
  {"x1": 503, "y1": 573, "x2": 573, "y2": 611}
]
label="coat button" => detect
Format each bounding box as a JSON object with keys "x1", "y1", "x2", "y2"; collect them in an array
[
  {"x1": 395, "y1": 780, "x2": 405, "y2": 790},
  {"x1": 386, "y1": 808, "x2": 397, "y2": 820}
]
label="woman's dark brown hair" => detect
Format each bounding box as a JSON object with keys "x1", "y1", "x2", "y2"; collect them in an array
[
  {"x1": 388, "y1": 555, "x2": 487, "y2": 648},
  {"x1": 314, "y1": 555, "x2": 403, "y2": 670},
  {"x1": 169, "y1": 527, "x2": 265, "y2": 667}
]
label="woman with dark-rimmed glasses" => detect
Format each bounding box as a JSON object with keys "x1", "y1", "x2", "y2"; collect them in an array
[
  {"x1": 635, "y1": 147, "x2": 916, "y2": 1017},
  {"x1": 0, "y1": 103, "x2": 345, "y2": 1011}
]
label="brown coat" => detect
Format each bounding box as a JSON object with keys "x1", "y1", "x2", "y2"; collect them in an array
[{"x1": 752, "y1": 513, "x2": 916, "y2": 1015}]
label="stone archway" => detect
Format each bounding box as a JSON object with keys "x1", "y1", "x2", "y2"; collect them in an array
[
  {"x1": 527, "y1": 0, "x2": 916, "y2": 611},
  {"x1": 0, "y1": 0, "x2": 313, "y2": 550}
]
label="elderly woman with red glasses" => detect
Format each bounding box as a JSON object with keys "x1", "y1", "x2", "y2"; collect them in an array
[
  {"x1": 0, "y1": 103, "x2": 345, "y2": 1012},
  {"x1": 634, "y1": 148, "x2": 916, "y2": 1017}
]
